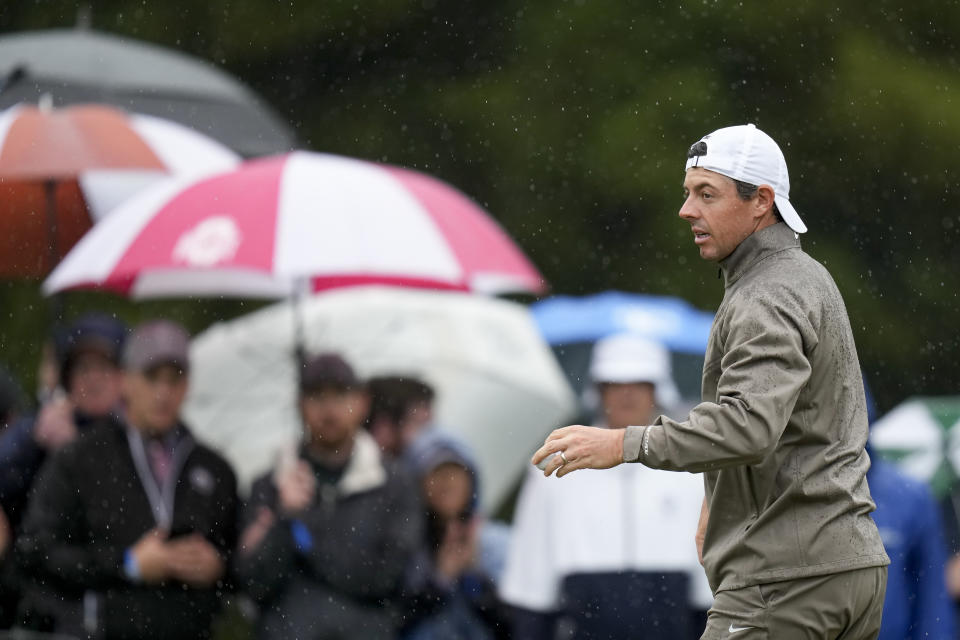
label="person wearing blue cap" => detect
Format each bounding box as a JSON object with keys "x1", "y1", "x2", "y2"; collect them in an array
[
  {"x1": 0, "y1": 313, "x2": 127, "y2": 628},
  {"x1": 534, "y1": 124, "x2": 889, "y2": 639}
]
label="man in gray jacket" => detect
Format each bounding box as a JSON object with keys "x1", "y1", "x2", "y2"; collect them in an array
[{"x1": 534, "y1": 124, "x2": 889, "y2": 639}]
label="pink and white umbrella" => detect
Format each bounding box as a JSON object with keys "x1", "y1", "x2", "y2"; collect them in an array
[{"x1": 43, "y1": 151, "x2": 547, "y2": 298}]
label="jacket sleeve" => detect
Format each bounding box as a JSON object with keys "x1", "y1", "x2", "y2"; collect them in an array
[
  {"x1": 16, "y1": 445, "x2": 126, "y2": 590},
  {"x1": 0, "y1": 415, "x2": 44, "y2": 510},
  {"x1": 233, "y1": 476, "x2": 297, "y2": 603},
  {"x1": 908, "y1": 485, "x2": 956, "y2": 640},
  {"x1": 301, "y1": 467, "x2": 423, "y2": 600},
  {"x1": 627, "y1": 286, "x2": 814, "y2": 472}
]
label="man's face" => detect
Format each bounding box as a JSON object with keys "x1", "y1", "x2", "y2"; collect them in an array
[
  {"x1": 399, "y1": 400, "x2": 433, "y2": 449},
  {"x1": 679, "y1": 168, "x2": 761, "y2": 262},
  {"x1": 599, "y1": 382, "x2": 656, "y2": 429},
  {"x1": 122, "y1": 364, "x2": 188, "y2": 436},
  {"x1": 300, "y1": 388, "x2": 368, "y2": 452},
  {"x1": 69, "y1": 350, "x2": 122, "y2": 416}
]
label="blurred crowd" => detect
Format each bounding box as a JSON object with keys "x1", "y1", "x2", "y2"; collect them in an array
[{"x1": 0, "y1": 314, "x2": 957, "y2": 640}]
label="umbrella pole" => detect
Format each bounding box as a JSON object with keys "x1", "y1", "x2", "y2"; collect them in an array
[
  {"x1": 293, "y1": 277, "x2": 307, "y2": 370},
  {"x1": 45, "y1": 179, "x2": 58, "y2": 275},
  {"x1": 45, "y1": 179, "x2": 64, "y2": 325}
]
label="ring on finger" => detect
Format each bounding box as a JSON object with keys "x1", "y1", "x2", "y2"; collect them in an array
[{"x1": 559, "y1": 450, "x2": 569, "y2": 464}]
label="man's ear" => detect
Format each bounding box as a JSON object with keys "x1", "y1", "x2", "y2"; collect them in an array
[{"x1": 755, "y1": 185, "x2": 776, "y2": 218}]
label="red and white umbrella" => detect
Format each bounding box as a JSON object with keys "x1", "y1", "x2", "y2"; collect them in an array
[
  {"x1": 43, "y1": 152, "x2": 547, "y2": 298},
  {"x1": 0, "y1": 102, "x2": 238, "y2": 277}
]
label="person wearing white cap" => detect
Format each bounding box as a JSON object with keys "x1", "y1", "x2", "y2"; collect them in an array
[
  {"x1": 533, "y1": 125, "x2": 889, "y2": 639},
  {"x1": 501, "y1": 334, "x2": 711, "y2": 639}
]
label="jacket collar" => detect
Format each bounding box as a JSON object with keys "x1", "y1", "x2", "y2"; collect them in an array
[
  {"x1": 338, "y1": 429, "x2": 387, "y2": 496},
  {"x1": 719, "y1": 222, "x2": 800, "y2": 287}
]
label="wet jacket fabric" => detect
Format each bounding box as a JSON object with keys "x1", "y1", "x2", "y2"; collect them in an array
[
  {"x1": 236, "y1": 430, "x2": 422, "y2": 640},
  {"x1": 16, "y1": 417, "x2": 238, "y2": 639},
  {"x1": 623, "y1": 222, "x2": 889, "y2": 593},
  {"x1": 0, "y1": 409, "x2": 102, "y2": 531}
]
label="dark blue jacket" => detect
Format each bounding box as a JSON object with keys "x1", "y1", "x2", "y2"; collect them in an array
[
  {"x1": 869, "y1": 459, "x2": 955, "y2": 640},
  {"x1": 0, "y1": 410, "x2": 102, "y2": 531}
]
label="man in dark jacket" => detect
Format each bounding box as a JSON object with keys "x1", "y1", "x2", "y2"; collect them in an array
[
  {"x1": 0, "y1": 314, "x2": 127, "y2": 535},
  {"x1": 0, "y1": 314, "x2": 126, "y2": 629},
  {"x1": 17, "y1": 319, "x2": 238, "y2": 639},
  {"x1": 236, "y1": 353, "x2": 422, "y2": 640}
]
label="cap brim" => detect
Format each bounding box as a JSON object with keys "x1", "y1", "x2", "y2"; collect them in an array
[{"x1": 775, "y1": 195, "x2": 807, "y2": 234}]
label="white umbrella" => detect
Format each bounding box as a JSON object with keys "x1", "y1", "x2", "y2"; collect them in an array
[{"x1": 184, "y1": 286, "x2": 577, "y2": 510}]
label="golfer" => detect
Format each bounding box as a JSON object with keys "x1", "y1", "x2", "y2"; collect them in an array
[{"x1": 533, "y1": 124, "x2": 890, "y2": 639}]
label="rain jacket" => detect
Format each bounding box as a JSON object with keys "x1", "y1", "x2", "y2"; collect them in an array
[
  {"x1": 16, "y1": 417, "x2": 238, "y2": 639},
  {"x1": 236, "y1": 430, "x2": 422, "y2": 640},
  {"x1": 624, "y1": 222, "x2": 889, "y2": 593}
]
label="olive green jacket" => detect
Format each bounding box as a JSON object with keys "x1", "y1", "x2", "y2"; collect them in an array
[{"x1": 624, "y1": 223, "x2": 889, "y2": 593}]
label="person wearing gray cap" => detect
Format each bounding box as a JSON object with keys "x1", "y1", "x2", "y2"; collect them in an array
[
  {"x1": 16, "y1": 319, "x2": 238, "y2": 640},
  {"x1": 534, "y1": 125, "x2": 889, "y2": 639}
]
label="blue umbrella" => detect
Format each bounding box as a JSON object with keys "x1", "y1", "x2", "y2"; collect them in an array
[{"x1": 531, "y1": 291, "x2": 714, "y2": 354}]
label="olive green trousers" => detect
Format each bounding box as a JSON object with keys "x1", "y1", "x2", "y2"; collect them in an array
[{"x1": 700, "y1": 566, "x2": 887, "y2": 640}]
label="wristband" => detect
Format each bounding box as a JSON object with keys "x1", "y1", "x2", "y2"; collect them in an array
[
  {"x1": 290, "y1": 519, "x2": 313, "y2": 553},
  {"x1": 123, "y1": 548, "x2": 141, "y2": 581}
]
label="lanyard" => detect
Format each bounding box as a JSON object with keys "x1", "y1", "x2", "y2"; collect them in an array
[{"x1": 126, "y1": 427, "x2": 194, "y2": 530}]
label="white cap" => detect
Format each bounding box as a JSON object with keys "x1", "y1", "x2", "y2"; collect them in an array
[
  {"x1": 589, "y1": 333, "x2": 679, "y2": 409},
  {"x1": 685, "y1": 124, "x2": 807, "y2": 234}
]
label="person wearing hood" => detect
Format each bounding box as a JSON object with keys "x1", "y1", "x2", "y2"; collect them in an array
[
  {"x1": 502, "y1": 333, "x2": 710, "y2": 639},
  {"x1": 401, "y1": 437, "x2": 511, "y2": 640},
  {"x1": 236, "y1": 353, "x2": 422, "y2": 640}
]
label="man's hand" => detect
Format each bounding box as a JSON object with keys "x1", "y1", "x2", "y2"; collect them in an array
[
  {"x1": 33, "y1": 395, "x2": 78, "y2": 451},
  {"x1": 696, "y1": 497, "x2": 709, "y2": 566},
  {"x1": 166, "y1": 534, "x2": 225, "y2": 587},
  {"x1": 239, "y1": 506, "x2": 276, "y2": 556},
  {"x1": 946, "y1": 554, "x2": 960, "y2": 598},
  {"x1": 531, "y1": 425, "x2": 625, "y2": 478},
  {"x1": 275, "y1": 460, "x2": 316, "y2": 516},
  {"x1": 130, "y1": 528, "x2": 171, "y2": 584}
]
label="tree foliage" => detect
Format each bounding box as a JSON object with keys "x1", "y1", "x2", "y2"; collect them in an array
[{"x1": 1, "y1": 0, "x2": 957, "y2": 412}]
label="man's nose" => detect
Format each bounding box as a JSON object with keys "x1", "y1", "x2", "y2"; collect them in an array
[{"x1": 678, "y1": 195, "x2": 697, "y2": 221}]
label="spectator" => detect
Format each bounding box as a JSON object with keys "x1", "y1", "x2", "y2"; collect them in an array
[
  {"x1": 236, "y1": 353, "x2": 422, "y2": 640},
  {"x1": 944, "y1": 483, "x2": 960, "y2": 638},
  {"x1": 0, "y1": 314, "x2": 126, "y2": 533},
  {"x1": 0, "y1": 363, "x2": 24, "y2": 629},
  {"x1": 16, "y1": 319, "x2": 238, "y2": 639},
  {"x1": 0, "y1": 315, "x2": 126, "y2": 630},
  {"x1": 860, "y1": 380, "x2": 955, "y2": 639},
  {"x1": 402, "y1": 437, "x2": 511, "y2": 640},
  {"x1": 500, "y1": 333, "x2": 710, "y2": 639},
  {"x1": 366, "y1": 376, "x2": 436, "y2": 458},
  {"x1": 0, "y1": 363, "x2": 24, "y2": 432},
  {"x1": 870, "y1": 450, "x2": 955, "y2": 639}
]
